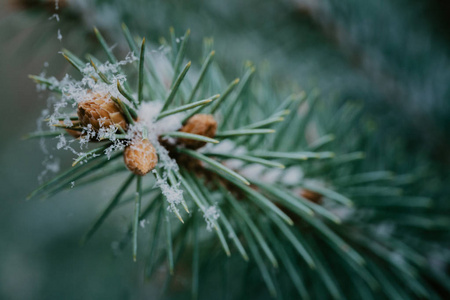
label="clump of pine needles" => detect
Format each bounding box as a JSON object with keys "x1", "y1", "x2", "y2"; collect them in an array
[{"x1": 26, "y1": 25, "x2": 450, "y2": 299}]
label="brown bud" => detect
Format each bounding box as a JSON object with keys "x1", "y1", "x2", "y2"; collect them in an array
[
  {"x1": 124, "y1": 139, "x2": 158, "y2": 176},
  {"x1": 300, "y1": 189, "x2": 323, "y2": 204},
  {"x1": 179, "y1": 114, "x2": 217, "y2": 149},
  {"x1": 77, "y1": 92, "x2": 127, "y2": 132}
]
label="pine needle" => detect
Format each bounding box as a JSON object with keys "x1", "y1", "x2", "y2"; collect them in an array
[{"x1": 81, "y1": 174, "x2": 135, "y2": 245}]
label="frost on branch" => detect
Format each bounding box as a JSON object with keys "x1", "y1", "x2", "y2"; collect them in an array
[{"x1": 33, "y1": 49, "x2": 207, "y2": 224}]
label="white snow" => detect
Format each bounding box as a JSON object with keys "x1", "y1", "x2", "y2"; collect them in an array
[
  {"x1": 138, "y1": 101, "x2": 183, "y2": 138},
  {"x1": 203, "y1": 204, "x2": 220, "y2": 231},
  {"x1": 280, "y1": 167, "x2": 304, "y2": 185},
  {"x1": 48, "y1": 14, "x2": 60, "y2": 22},
  {"x1": 153, "y1": 170, "x2": 184, "y2": 214},
  {"x1": 139, "y1": 219, "x2": 148, "y2": 228}
]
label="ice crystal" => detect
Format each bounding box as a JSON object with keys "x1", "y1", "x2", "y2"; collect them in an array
[
  {"x1": 38, "y1": 156, "x2": 60, "y2": 184},
  {"x1": 139, "y1": 219, "x2": 148, "y2": 228},
  {"x1": 203, "y1": 204, "x2": 220, "y2": 231},
  {"x1": 153, "y1": 170, "x2": 184, "y2": 214},
  {"x1": 56, "y1": 133, "x2": 66, "y2": 150},
  {"x1": 48, "y1": 14, "x2": 60, "y2": 22}
]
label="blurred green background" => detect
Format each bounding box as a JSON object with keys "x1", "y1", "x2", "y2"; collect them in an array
[{"x1": 1, "y1": 0, "x2": 449, "y2": 299}]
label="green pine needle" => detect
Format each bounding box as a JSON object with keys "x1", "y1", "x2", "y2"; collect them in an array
[
  {"x1": 116, "y1": 80, "x2": 138, "y2": 109},
  {"x1": 110, "y1": 95, "x2": 136, "y2": 124},
  {"x1": 179, "y1": 148, "x2": 250, "y2": 186},
  {"x1": 93, "y1": 27, "x2": 118, "y2": 64},
  {"x1": 239, "y1": 220, "x2": 277, "y2": 297},
  {"x1": 210, "y1": 78, "x2": 240, "y2": 114},
  {"x1": 72, "y1": 144, "x2": 111, "y2": 167},
  {"x1": 132, "y1": 176, "x2": 142, "y2": 261},
  {"x1": 187, "y1": 50, "x2": 215, "y2": 103},
  {"x1": 145, "y1": 202, "x2": 164, "y2": 278},
  {"x1": 158, "y1": 95, "x2": 218, "y2": 120},
  {"x1": 89, "y1": 58, "x2": 111, "y2": 84},
  {"x1": 172, "y1": 29, "x2": 190, "y2": 84},
  {"x1": 204, "y1": 152, "x2": 285, "y2": 169},
  {"x1": 163, "y1": 206, "x2": 174, "y2": 274},
  {"x1": 162, "y1": 132, "x2": 219, "y2": 144},
  {"x1": 81, "y1": 174, "x2": 135, "y2": 245},
  {"x1": 138, "y1": 38, "x2": 146, "y2": 105},
  {"x1": 192, "y1": 213, "x2": 200, "y2": 300},
  {"x1": 161, "y1": 61, "x2": 191, "y2": 112},
  {"x1": 62, "y1": 49, "x2": 85, "y2": 72},
  {"x1": 215, "y1": 128, "x2": 275, "y2": 138},
  {"x1": 226, "y1": 193, "x2": 278, "y2": 268},
  {"x1": 28, "y1": 75, "x2": 62, "y2": 94},
  {"x1": 299, "y1": 183, "x2": 353, "y2": 207}
]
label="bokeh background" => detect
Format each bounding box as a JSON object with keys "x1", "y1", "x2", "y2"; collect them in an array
[{"x1": 1, "y1": 0, "x2": 449, "y2": 299}]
